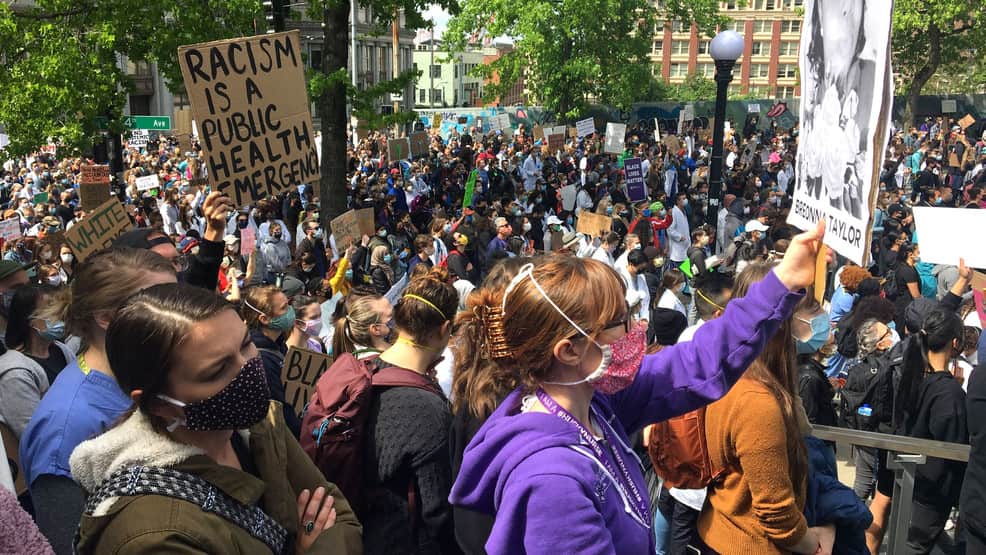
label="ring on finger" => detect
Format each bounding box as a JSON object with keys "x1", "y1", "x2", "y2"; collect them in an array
[{"x1": 305, "y1": 520, "x2": 315, "y2": 534}]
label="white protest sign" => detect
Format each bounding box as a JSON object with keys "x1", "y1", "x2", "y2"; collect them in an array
[
  {"x1": 0, "y1": 218, "x2": 21, "y2": 242},
  {"x1": 913, "y1": 207, "x2": 986, "y2": 269},
  {"x1": 604, "y1": 122, "x2": 626, "y2": 154},
  {"x1": 787, "y1": 0, "x2": 894, "y2": 265},
  {"x1": 942, "y1": 99, "x2": 957, "y2": 114},
  {"x1": 490, "y1": 113, "x2": 511, "y2": 132},
  {"x1": 178, "y1": 30, "x2": 320, "y2": 208},
  {"x1": 135, "y1": 174, "x2": 160, "y2": 191},
  {"x1": 653, "y1": 118, "x2": 661, "y2": 143},
  {"x1": 128, "y1": 129, "x2": 149, "y2": 149},
  {"x1": 576, "y1": 118, "x2": 595, "y2": 138},
  {"x1": 747, "y1": 104, "x2": 761, "y2": 114}
]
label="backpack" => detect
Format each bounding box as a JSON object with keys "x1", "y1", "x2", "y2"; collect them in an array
[
  {"x1": 839, "y1": 345, "x2": 903, "y2": 433},
  {"x1": 299, "y1": 353, "x2": 442, "y2": 517},
  {"x1": 882, "y1": 269, "x2": 899, "y2": 300},
  {"x1": 647, "y1": 407, "x2": 727, "y2": 490}
]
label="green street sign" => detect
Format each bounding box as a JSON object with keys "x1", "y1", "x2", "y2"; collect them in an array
[{"x1": 123, "y1": 115, "x2": 171, "y2": 130}]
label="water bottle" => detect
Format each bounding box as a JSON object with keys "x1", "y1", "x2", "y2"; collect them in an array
[{"x1": 857, "y1": 403, "x2": 873, "y2": 427}]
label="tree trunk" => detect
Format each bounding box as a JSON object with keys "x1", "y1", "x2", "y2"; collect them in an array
[
  {"x1": 319, "y1": 1, "x2": 351, "y2": 231},
  {"x1": 906, "y1": 23, "x2": 941, "y2": 126}
]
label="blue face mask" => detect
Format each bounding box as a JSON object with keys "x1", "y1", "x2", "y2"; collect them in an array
[
  {"x1": 888, "y1": 321, "x2": 896, "y2": 331},
  {"x1": 642, "y1": 209, "x2": 651, "y2": 217},
  {"x1": 344, "y1": 269, "x2": 354, "y2": 281},
  {"x1": 378, "y1": 229, "x2": 388, "y2": 238},
  {"x1": 606, "y1": 206, "x2": 614, "y2": 215},
  {"x1": 399, "y1": 250, "x2": 408, "y2": 260},
  {"x1": 935, "y1": 197, "x2": 943, "y2": 205},
  {"x1": 268, "y1": 306, "x2": 296, "y2": 332},
  {"x1": 566, "y1": 217, "x2": 573, "y2": 226},
  {"x1": 383, "y1": 254, "x2": 393, "y2": 264},
  {"x1": 36, "y1": 320, "x2": 66, "y2": 341},
  {"x1": 795, "y1": 312, "x2": 831, "y2": 354}
]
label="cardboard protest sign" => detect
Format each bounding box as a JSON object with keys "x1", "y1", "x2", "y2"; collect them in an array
[
  {"x1": 913, "y1": 207, "x2": 986, "y2": 268},
  {"x1": 432, "y1": 113, "x2": 442, "y2": 129},
  {"x1": 532, "y1": 125, "x2": 544, "y2": 140},
  {"x1": 135, "y1": 174, "x2": 160, "y2": 191},
  {"x1": 959, "y1": 114, "x2": 976, "y2": 130},
  {"x1": 388, "y1": 137, "x2": 411, "y2": 161},
  {"x1": 280, "y1": 347, "x2": 333, "y2": 419},
  {"x1": 546, "y1": 133, "x2": 565, "y2": 151},
  {"x1": 623, "y1": 157, "x2": 647, "y2": 202},
  {"x1": 0, "y1": 218, "x2": 21, "y2": 242},
  {"x1": 81, "y1": 165, "x2": 110, "y2": 186},
  {"x1": 64, "y1": 197, "x2": 132, "y2": 262},
  {"x1": 576, "y1": 211, "x2": 612, "y2": 238},
  {"x1": 604, "y1": 123, "x2": 626, "y2": 154},
  {"x1": 787, "y1": 0, "x2": 893, "y2": 265},
  {"x1": 409, "y1": 132, "x2": 430, "y2": 158},
  {"x1": 240, "y1": 227, "x2": 257, "y2": 256},
  {"x1": 576, "y1": 117, "x2": 595, "y2": 138},
  {"x1": 80, "y1": 183, "x2": 113, "y2": 212},
  {"x1": 178, "y1": 30, "x2": 320, "y2": 208},
  {"x1": 330, "y1": 208, "x2": 375, "y2": 248}
]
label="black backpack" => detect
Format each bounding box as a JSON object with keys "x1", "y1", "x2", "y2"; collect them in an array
[
  {"x1": 882, "y1": 269, "x2": 900, "y2": 301},
  {"x1": 839, "y1": 344, "x2": 904, "y2": 433}
]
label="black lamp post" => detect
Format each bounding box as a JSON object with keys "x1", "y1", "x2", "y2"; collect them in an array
[{"x1": 705, "y1": 30, "x2": 744, "y2": 234}]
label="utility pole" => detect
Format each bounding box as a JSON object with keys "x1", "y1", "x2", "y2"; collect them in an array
[
  {"x1": 392, "y1": 9, "x2": 400, "y2": 136},
  {"x1": 350, "y1": 0, "x2": 357, "y2": 88}
]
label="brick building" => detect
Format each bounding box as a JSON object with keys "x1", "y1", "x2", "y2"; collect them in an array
[{"x1": 652, "y1": 0, "x2": 804, "y2": 98}]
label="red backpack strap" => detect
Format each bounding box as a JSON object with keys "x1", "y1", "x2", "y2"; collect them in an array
[{"x1": 371, "y1": 364, "x2": 443, "y2": 397}]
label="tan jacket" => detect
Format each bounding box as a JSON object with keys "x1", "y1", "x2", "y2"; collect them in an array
[
  {"x1": 70, "y1": 402, "x2": 362, "y2": 554},
  {"x1": 698, "y1": 378, "x2": 807, "y2": 555}
]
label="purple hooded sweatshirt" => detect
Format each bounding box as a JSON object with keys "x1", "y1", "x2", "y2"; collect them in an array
[{"x1": 449, "y1": 270, "x2": 803, "y2": 554}]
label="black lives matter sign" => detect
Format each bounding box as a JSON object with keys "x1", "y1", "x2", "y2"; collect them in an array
[{"x1": 178, "y1": 30, "x2": 320, "y2": 208}]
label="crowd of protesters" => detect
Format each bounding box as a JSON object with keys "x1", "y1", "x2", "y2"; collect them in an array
[{"x1": 0, "y1": 111, "x2": 983, "y2": 555}]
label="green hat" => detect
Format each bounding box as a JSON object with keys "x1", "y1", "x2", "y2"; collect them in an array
[
  {"x1": 0, "y1": 260, "x2": 28, "y2": 281},
  {"x1": 648, "y1": 202, "x2": 664, "y2": 212}
]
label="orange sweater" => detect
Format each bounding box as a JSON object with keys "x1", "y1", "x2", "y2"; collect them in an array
[{"x1": 698, "y1": 378, "x2": 808, "y2": 554}]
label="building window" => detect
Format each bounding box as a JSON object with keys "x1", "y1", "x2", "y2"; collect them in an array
[
  {"x1": 749, "y1": 63, "x2": 770, "y2": 79},
  {"x1": 652, "y1": 40, "x2": 664, "y2": 55},
  {"x1": 789, "y1": 0, "x2": 803, "y2": 7},
  {"x1": 778, "y1": 85, "x2": 797, "y2": 97},
  {"x1": 778, "y1": 41, "x2": 798, "y2": 57},
  {"x1": 671, "y1": 40, "x2": 689, "y2": 55},
  {"x1": 669, "y1": 63, "x2": 688, "y2": 78},
  {"x1": 750, "y1": 41, "x2": 771, "y2": 56},
  {"x1": 419, "y1": 89, "x2": 427, "y2": 103},
  {"x1": 782, "y1": 20, "x2": 802, "y2": 33},
  {"x1": 722, "y1": 1, "x2": 738, "y2": 8},
  {"x1": 309, "y1": 48, "x2": 322, "y2": 71},
  {"x1": 430, "y1": 64, "x2": 441, "y2": 78},
  {"x1": 753, "y1": 20, "x2": 772, "y2": 34},
  {"x1": 726, "y1": 20, "x2": 744, "y2": 33},
  {"x1": 776, "y1": 63, "x2": 797, "y2": 79},
  {"x1": 764, "y1": 0, "x2": 776, "y2": 9},
  {"x1": 430, "y1": 89, "x2": 442, "y2": 103},
  {"x1": 671, "y1": 20, "x2": 687, "y2": 33},
  {"x1": 697, "y1": 40, "x2": 710, "y2": 55},
  {"x1": 696, "y1": 62, "x2": 714, "y2": 78}
]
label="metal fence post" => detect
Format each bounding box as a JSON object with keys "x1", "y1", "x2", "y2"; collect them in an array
[{"x1": 886, "y1": 452, "x2": 926, "y2": 554}]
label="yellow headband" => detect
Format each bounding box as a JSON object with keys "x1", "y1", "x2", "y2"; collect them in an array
[
  {"x1": 695, "y1": 288, "x2": 726, "y2": 312},
  {"x1": 403, "y1": 294, "x2": 448, "y2": 321}
]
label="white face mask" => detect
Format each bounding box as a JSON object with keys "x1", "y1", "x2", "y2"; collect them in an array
[
  {"x1": 60, "y1": 253, "x2": 74, "y2": 265},
  {"x1": 523, "y1": 222, "x2": 532, "y2": 233}
]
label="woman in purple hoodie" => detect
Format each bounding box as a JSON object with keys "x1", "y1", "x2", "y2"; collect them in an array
[{"x1": 449, "y1": 221, "x2": 826, "y2": 554}]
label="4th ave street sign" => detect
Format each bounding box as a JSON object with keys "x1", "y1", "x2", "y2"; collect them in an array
[
  {"x1": 97, "y1": 115, "x2": 172, "y2": 131},
  {"x1": 124, "y1": 116, "x2": 171, "y2": 130}
]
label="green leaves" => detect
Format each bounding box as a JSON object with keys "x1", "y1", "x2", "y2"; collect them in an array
[
  {"x1": 445, "y1": 0, "x2": 720, "y2": 118},
  {"x1": 0, "y1": 0, "x2": 261, "y2": 157}
]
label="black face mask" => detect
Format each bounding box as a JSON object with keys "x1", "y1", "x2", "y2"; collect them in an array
[{"x1": 238, "y1": 220, "x2": 248, "y2": 229}]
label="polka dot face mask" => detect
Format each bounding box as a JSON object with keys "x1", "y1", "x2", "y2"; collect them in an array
[{"x1": 158, "y1": 356, "x2": 271, "y2": 432}]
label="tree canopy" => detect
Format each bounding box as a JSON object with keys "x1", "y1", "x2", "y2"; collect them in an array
[
  {"x1": 0, "y1": 0, "x2": 261, "y2": 156},
  {"x1": 445, "y1": 0, "x2": 723, "y2": 120}
]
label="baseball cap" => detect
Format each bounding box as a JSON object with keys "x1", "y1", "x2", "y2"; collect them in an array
[
  {"x1": 113, "y1": 228, "x2": 175, "y2": 250},
  {"x1": 223, "y1": 235, "x2": 240, "y2": 246},
  {"x1": 746, "y1": 220, "x2": 769, "y2": 233},
  {"x1": 454, "y1": 233, "x2": 469, "y2": 247},
  {"x1": 546, "y1": 215, "x2": 563, "y2": 226},
  {"x1": 0, "y1": 260, "x2": 27, "y2": 281},
  {"x1": 648, "y1": 202, "x2": 664, "y2": 212}
]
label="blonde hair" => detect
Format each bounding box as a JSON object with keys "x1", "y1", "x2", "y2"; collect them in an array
[
  {"x1": 332, "y1": 294, "x2": 385, "y2": 355},
  {"x1": 240, "y1": 285, "x2": 282, "y2": 328}
]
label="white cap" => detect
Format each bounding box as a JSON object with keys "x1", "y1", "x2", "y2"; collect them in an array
[
  {"x1": 746, "y1": 220, "x2": 769, "y2": 233},
  {"x1": 546, "y1": 215, "x2": 563, "y2": 226}
]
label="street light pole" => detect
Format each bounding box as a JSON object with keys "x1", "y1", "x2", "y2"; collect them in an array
[{"x1": 705, "y1": 30, "x2": 744, "y2": 235}]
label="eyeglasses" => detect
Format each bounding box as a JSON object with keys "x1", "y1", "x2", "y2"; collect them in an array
[{"x1": 567, "y1": 305, "x2": 631, "y2": 340}]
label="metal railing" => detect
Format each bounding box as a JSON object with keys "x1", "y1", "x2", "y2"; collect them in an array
[{"x1": 811, "y1": 425, "x2": 970, "y2": 554}]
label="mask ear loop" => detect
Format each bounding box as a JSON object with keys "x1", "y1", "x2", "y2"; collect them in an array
[
  {"x1": 156, "y1": 394, "x2": 188, "y2": 432},
  {"x1": 501, "y1": 263, "x2": 597, "y2": 344}
]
